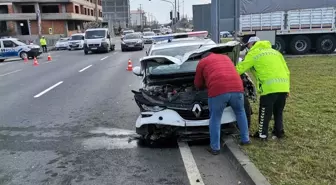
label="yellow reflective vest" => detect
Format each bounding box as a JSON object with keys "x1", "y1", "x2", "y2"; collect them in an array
[
  {"x1": 236, "y1": 41, "x2": 290, "y2": 95},
  {"x1": 40, "y1": 38, "x2": 47, "y2": 46}
]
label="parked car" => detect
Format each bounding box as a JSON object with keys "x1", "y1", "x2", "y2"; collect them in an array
[
  {"x1": 55, "y1": 38, "x2": 69, "y2": 50},
  {"x1": 68, "y1": 33, "x2": 85, "y2": 50},
  {"x1": 0, "y1": 38, "x2": 42, "y2": 61},
  {"x1": 121, "y1": 33, "x2": 144, "y2": 51},
  {"x1": 143, "y1": 31, "x2": 156, "y2": 44}
]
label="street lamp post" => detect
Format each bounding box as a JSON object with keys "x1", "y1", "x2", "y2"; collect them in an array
[{"x1": 149, "y1": 0, "x2": 177, "y2": 30}]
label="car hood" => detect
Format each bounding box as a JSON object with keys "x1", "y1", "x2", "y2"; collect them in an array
[
  {"x1": 139, "y1": 41, "x2": 241, "y2": 68},
  {"x1": 123, "y1": 39, "x2": 141, "y2": 43}
]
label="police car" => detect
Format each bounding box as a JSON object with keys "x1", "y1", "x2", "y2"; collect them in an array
[{"x1": 0, "y1": 38, "x2": 42, "y2": 62}]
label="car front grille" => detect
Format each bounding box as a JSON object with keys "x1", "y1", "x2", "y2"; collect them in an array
[
  {"x1": 174, "y1": 109, "x2": 210, "y2": 120},
  {"x1": 30, "y1": 48, "x2": 40, "y2": 52},
  {"x1": 88, "y1": 44, "x2": 99, "y2": 47},
  {"x1": 126, "y1": 42, "x2": 136, "y2": 45}
]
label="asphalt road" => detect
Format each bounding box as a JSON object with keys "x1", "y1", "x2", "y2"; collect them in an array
[{"x1": 0, "y1": 42, "x2": 251, "y2": 185}]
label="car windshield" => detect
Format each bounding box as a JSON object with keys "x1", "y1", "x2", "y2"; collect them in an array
[
  {"x1": 71, "y1": 35, "x2": 83, "y2": 40},
  {"x1": 13, "y1": 40, "x2": 26, "y2": 46},
  {"x1": 153, "y1": 29, "x2": 160, "y2": 33},
  {"x1": 151, "y1": 45, "x2": 201, "y2": 57},
  {"x1": 124, "y1": 33, "x2": 141, "y2": 39},
  {"x1": 85, "y1": 30, "x2": 105, "y2": 39},
  {"x1": 58, "y1": 39, "x2": 68, "y2": 42},
  {"x1": 146, "y1": 60, "x2": 199, "y2": 75},
  {"x1": 144, "y1": 32, "x2": 155, "y2": 36}
]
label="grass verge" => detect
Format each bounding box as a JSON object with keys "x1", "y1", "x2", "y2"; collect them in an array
[{"x1": 242, "y1": 56, "x2": 336, "y2": 185}]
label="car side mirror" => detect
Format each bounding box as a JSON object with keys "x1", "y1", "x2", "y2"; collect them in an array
[{"x1": 132, "y1": 66, "x2": 142, "y2": 76}]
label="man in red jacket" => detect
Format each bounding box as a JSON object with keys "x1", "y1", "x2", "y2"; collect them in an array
[{"x1": 194, "y1": 52, "x2": 250, "y2": 155}]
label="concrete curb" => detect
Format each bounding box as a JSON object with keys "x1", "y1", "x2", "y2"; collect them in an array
[{"x1": 222, "y1": 136, "x2": 271, "y2": 185}]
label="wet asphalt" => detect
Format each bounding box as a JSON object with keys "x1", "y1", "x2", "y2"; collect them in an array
[{"x1": 0, "y1": 42, "x2": 252, "y2": 185}]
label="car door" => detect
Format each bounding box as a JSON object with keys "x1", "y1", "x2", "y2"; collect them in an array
[{"x1": 2, "y1": 40, "x2": 18, "y2": 58}]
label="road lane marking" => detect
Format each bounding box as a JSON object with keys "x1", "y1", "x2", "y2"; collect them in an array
[
  {"x1": 79, "y1": 65, "x2": 92, "y2": 72},
  {"x1": 34, "y1": 81, "x2": 63, "y2": 98},
  {"x1": 0, "y1": 69, "x2": 22, "y2": 77},
  {"x1": 178, "y1": 142, "x2": 205, "y2": 185},
  {"x1": 100, "y1": 56, "x2": 109, "y2": 60}
]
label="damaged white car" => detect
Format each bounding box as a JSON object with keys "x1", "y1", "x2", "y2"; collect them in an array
[{"x1": 132, "y1": 41, "x2": 256, "y2": 142}]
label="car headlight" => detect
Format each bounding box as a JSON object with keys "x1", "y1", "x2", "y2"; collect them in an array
[{"x1": 141, "y1": 104, "x2": 165, "y2": 112}]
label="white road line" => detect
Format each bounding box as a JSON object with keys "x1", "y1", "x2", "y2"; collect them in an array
[
  {"x1": 100, "y1": 56, "x2": 109, "y2": 60},
  {"x1": 178, "y1": 142, "x2": 205, "y2": 185},
  {"x1": 79, "y1": 65, "x2": 92, "y2": 72},
  {"x1": 34, "y1": 81, "x2": 63, "y2": 98},
  {"x1": 0, "y1": 69, "x2": 22, "y2": 77}
]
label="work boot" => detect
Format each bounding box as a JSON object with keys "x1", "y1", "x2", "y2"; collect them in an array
[{"x1": 206, "y1": 147, "x2": 220, "y2": 155}]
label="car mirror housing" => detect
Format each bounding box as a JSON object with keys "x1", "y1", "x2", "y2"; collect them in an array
[{"x1": 132, "y1": 66, "x2": 142, "y2": 76}]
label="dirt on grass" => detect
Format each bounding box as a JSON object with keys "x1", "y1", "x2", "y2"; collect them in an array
[{"x1": 243, "y1": 56, "x2": 336, "y2": 185}]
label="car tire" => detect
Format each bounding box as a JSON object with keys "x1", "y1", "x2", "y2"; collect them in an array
[
  {"x1": 0, "y1": 59, "x2": 5, "y2": 62},
  {"x1": 289, "y1": 35, "x2": 311, "y2": 55},
  {"x1": 20, "y1": 51, "x2": 27, "y2": 60},
  {"x1": 121, "y1": 48, "x2": 125, "y2": 52},
  {"x1": 316, "y1": 35, "x2": 336, "y2": 54},
  {"x1": 84, "y1": 50, "x2": 88, "y2": 55}
]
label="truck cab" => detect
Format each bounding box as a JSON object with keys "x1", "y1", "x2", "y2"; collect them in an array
[{"x1": 83, "y1": 28, "x2": 115, "y2": 55}]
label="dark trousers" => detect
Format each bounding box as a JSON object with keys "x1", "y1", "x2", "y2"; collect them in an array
[
  {"x1": 42, "y1": 45, "x2": 47, "y2": 53},
  {"x1": 258, "y1": 92, "x2": 287, "y2": 138},
  {"x1": 244, "y1": 95, "x2": 252, "y2": 128}
]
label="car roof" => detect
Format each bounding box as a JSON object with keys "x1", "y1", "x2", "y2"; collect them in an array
[{"x1": 151, "y1": 39, "x2": 216, "y2": 51}]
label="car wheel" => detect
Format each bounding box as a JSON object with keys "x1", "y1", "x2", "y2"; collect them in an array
[
  {"x1": 121, "y1": 48, "x2": 125, "y2": 52},
  {"x1": 20, "y1": 51, "x2": 27, "y2": 60},
  {"x1": 316, "y1": 35, "x2": 336, "y2": 54},
  {"x1": 0, "y1": 59, "x2": 5, "y2": 62}
]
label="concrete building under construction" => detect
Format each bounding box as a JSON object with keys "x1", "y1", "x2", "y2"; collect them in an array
[
  {"x1": 0, "y1": 0, "x2": 103, "y2": 37},
  {"x1": 102, "y1": 0, "x2": 130, "y2": 28}
]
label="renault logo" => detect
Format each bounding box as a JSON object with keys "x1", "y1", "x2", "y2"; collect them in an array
[{"x1": 192, "y1": 104, "x2": 202, "y2": 118}]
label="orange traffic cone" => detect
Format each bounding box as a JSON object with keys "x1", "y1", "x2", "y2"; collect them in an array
[
  {"x1": 23, "y1": 56, "x2": 28, "y2": 63},
  {"x1": 126, "y1": 59, "x2": 133, "y2": 71},
  {"x1": 47, "y1": 53, "x2": 52, "y2": 61},
  {"x1": 33, "y1": 57, "x2": 39, "y2": 66}
]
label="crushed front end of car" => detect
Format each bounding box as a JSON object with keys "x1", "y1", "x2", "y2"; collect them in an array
[{"x1": 132, "y1": 42, "x2": 257, "y2": 142}]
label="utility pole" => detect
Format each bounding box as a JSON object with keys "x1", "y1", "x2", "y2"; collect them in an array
[
  {"x1": 95, "y1": 0, "x2": 98, "y2": 21},
  {"x1": 139, "y1": 4, "x2": 143, "y2": 30}
]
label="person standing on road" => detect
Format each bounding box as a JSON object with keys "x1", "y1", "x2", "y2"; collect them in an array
[
  {"x1": 40, "y1": 36, "x2": 47, "y2": 53},
  {"x1": 236, "y1": 37, "x2": 290, "y2": 140},
  {"x1": 194, "y1": 52, "x2": 250, "y2": 155}
]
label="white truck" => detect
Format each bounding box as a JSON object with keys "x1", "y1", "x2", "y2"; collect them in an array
[{"x1": 239, "y1": 7, "x2": 336, "y2": 55}]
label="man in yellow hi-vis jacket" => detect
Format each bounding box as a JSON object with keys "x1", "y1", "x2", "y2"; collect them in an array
[
  {"x1": 40, "y1": 36, "x2": 47, "y2": 53},
  {"x1": 236, "y1": 37, "x2": 290, "y2": 140}
]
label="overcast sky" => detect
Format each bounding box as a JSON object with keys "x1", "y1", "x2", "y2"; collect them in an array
[{"x1": 129, "y1": 0, "x2": 211, "y2": 23}]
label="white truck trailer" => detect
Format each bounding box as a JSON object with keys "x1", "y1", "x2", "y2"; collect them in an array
[{"x1": 240, "y1": 7, "x2": 336, "y2": 55}]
